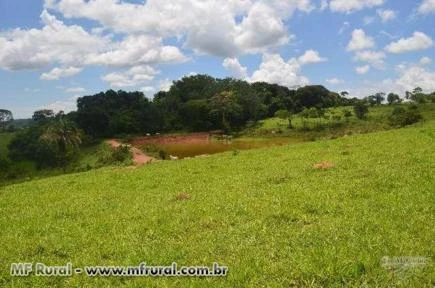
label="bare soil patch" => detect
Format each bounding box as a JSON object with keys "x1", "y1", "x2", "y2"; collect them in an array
[{"x1": 313, "y1": 162, "x2": 335, "y2": 170}]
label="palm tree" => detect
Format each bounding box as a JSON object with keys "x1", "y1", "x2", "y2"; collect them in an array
[{"x1": 40, "y1": 116, "x2": 82, "y2": 169}]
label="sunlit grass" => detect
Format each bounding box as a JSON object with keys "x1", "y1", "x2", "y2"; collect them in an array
[{"x1": 0, "y1": 120, "x2": 433, "y2": 287}]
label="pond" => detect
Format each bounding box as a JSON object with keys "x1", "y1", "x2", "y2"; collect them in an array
[{"x1": 129, "y1": 133, "x2": 301, "y2": 159}]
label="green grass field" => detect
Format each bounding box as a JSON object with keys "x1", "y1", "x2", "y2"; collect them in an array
[
  {"x1": 248, "y1": 104, "x2": 435, "y2": 141},
  {"x1": 0, "y1": 119, "x2": 433, "y2": 287}
]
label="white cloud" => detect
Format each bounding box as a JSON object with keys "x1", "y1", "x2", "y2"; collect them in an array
[
  {"x1": 298, "y1": 50, "x2": 327, "y2": 64},
  {"x1": 355, "y1": 65, "x2": 370, "y2": 74},
  {"x1": 223, "y1": 58, "x2": 248, "y2": 79},
  {"x1": 233, "y1": 2, "x2": 291, "y2": 55},
  {"x1": 86, "y1": 35, "x2": 187, "y2": 67},
  {"x1": 329, "y1": 0, "x2": 384, "y2": 13},
  {"x1": 377, "y1": 9, "x2": 396, "y2": 22},
  {"x1": 320, "y1": 0, "x2": 328, "y2": 11},
  {"x1": 347, "y1": 29, "x2": 375, "y2": 51},
  {"x1": 141, "y1": 86, "x2": 155, "y2": 93},
  {"x1": 326, "y1": 78, "x2": 344, "y2": 85},
  {"x1": 395, "y1": 63, "x2": 435, "y2": 92},
  {"x1": 42, "y1": 99, "x2": 77, "y2": 114},
  {"x1": 363, "y1": 16, "x2": 375, "y2": 25},
  {"x1": 385, "y1": 31, "x2": 433, "y2": 53},
  {"x1": 40, "y1": 67, "x2": 82, "y2": 80},
  {"x1": 348, "y1": 60, "x2": 435, "y2": 99},
  {"x1": 159, "y1": 79, "x2": 173, "y2": 92},
  {"x1": 418, "y1": 0, "x2": 435, "y2": 14},
  {"x1": 65, "y1": 87, "x2": 86, "y2": 93},
  {"x1": 420, "y1": 56, "x2": 432, "y2": 65},
  {"x1": 249, "y1": 54, "x2": 309, "y2": 88},
  {"x1": 353, "y1": 50, "x2": 386, "y2": 69},
  {"x1": 0, "y1": 10, "x2": 108, "y2": 71},
  {"x1": 0, "y1": 9, "x2": 187, "y2": 74},
  {"x1": 101, "y1": 65, "x2": 158, "y2": 88},
  {"x1": 46, "y1": 0, "x2": 314, "y2": 57}
]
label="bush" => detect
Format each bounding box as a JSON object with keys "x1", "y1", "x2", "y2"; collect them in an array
[
  {"x1": 389, "y1": 106, "x2": 423, "y2": 127},
  {"x1": 97, "y1": 144, "x2": 132, "y2": 165},
  {"x1": 353, "y1": 103, "x2": 369, "y2": 119},
  {"x1": 112, "y1": 145, "x2": 132, "y2": 162},
  {"x1": 0, "y1": 157, "x2": 10, "y2": 173}
]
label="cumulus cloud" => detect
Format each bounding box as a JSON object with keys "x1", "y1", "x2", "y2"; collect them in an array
[
  {"x1": 385, "y1": 31, "x2": 433, "y2": 53},
  {"x1": 355, "y1": 65, "x2": 370, "y2": 74},
  {"x1": 377, "y1": 9, "x2": 396, "y2": 22},
  {"x1": 419, "y1": 56, "x2": 432, "y2": 65},
  {"x1": 353, "y1": 50, "x2": 386, "y2": 69},
  {"x1": 326, "y1": 78, "x2": 344, "y2": 85},
  {"x1": 40, "y1": 67, "x2": 82, "y2": 80},
  {"x1": 45, "y1": 0, "x2": 314, "y2": 57},
  {"x1": 418, "y1": 0, "x2": 435, "y2": 14},
  {"x1": 101, "y1": 65, "x2": 158, "y2": 88},
  {"x1": 329, "y1": 0, "x2": 384, "y2": 13},
  {"x1": 249, "y1": 54, "x2": 309, "y2": 88},
  {"x1": 347, "y1": 29, "x2": 375, "y2": 51},
  {"x1": 223, "y1": 58, "x2": 248, "y2": 79},
  {"x1": 395, "y1": 63, "x2": 435, "y2": 92},
  {"x1": 298, "y1": 50, "x2": 327, "y2": 64},
  {"x1": 0, "y1": 10, "x2": 108, "y2": 71},
  {"x1": 86, "y1": 35, "x2": 187, "y2": 67},
  {"x1": 233, "y1": 2, "x2": 291, "y2": 55}
]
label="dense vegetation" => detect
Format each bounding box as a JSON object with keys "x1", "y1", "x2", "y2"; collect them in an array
[
  {"x1": 1, "y1": 75, "x2": 434, "y2": 184},
  {"x1": 0, "y1": 120, "x2": 433, "y2": 287},
  {"x1": 72, "y1": 75, "x2": 355, "y2": 136}
]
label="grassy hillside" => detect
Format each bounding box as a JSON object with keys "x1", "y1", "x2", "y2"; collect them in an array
[
  {"x1": 0, "y1": 121, "x2": 434, "y2": 287},
  {"x1": 246, "y1": 103, "x2": 435, "y2": 140}
]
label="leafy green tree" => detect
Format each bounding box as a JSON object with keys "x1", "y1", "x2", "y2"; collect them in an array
[
  {"x1": 32, "y1": 109, "x2": 54, "y2": 122},
  {"x1": 0, "y1": 109, "x2": 13, "y2": 131},
  {"x1": 367, "y1": 93, "x2": 385, "y2": 106},
  {"x1": 410, "y1": 87, "x2": 427, "y2": 103},
  {"x1": 40, "y1": 115, "x2": 82, "y2": 169},
  {"x1": 353, "y1": 102, "x2": 369, "y2": 119},
  {"x1": 387, "y1": 93, "x2": 401, "y2": 105},
  {"x1": 209, "y1": 91, "x2": 241, "y2": 133},
  {"x1": 389, "y1": 106, "x2": 423, "y2": 127}
]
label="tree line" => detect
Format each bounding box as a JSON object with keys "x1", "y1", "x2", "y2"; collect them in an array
[
  {"x1": 69, "y1": 75, "x2": 356, "y2": 137},
  {"x1": 1, "y1": 75, "x2": 434, "y2": 172}
]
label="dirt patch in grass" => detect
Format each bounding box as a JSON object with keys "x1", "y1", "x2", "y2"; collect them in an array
[
  {"x1": 173, "y1": 192, "x2": 191, "y2": 201},
  {"x1": 107, "y1": 139, "x2": 155, "y2": 165},
  {"x1": 313, "y1": 162, "x2": 335, "y2": 170}
]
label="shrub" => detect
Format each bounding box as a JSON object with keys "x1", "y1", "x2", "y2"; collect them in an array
[
  {"x1": 112, "y1": 145, "x2": 132, "y2": 162},
  {"x1": 353, "y1": 103, "x2": 369, "y2": 119},
  {"x1": 389, "y1": 106, "x2": 423, "y2": 127},
  {"x1": 97, "y1": 144, "x2": 132, "y2": 165}
]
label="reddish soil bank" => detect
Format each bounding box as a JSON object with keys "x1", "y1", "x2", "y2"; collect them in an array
[{"x1": 106, "y1": 140, "x2": 155, "y2": 165}]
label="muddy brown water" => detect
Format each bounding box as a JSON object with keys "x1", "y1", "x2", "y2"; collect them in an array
[{"x1": 130, "y1": 133, "x2": 300, "y2": 159}]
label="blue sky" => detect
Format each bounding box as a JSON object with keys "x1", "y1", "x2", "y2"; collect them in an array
[{"x1": 0, "y1": 0, "x2": 434, "y2": 118}]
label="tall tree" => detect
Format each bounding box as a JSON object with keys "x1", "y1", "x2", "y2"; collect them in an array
[
  {"x1": 40, "y1": 115, "x2": 82, "y2": 168},
  {"x1": 209, "y1": 91, "x2": 241, "y2": 133},
  {"x1": 387, "y1": 93, "x2": 401, "y2": 105},
  {"x1": 0, "y1": 109, "x2": 13, "y2": 131}
]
